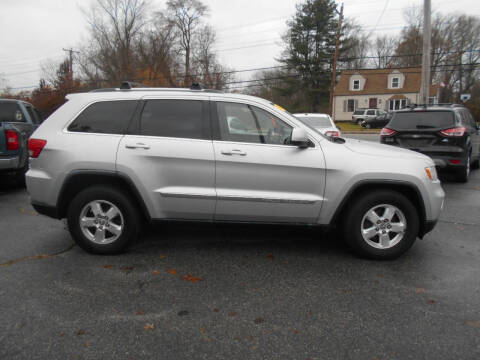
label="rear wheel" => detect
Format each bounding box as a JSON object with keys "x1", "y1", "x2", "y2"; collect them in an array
[
  {"x1": 356, "y1": 119, "x2": 363, "y2": 125},
  {"x1": 67, "y1": 186, "x2": 140, "y2": 254},
  {"x1": 472, "y1": 153, "x2": 479, "y2": 170},
  {"x1": 365, "y1": 123, "x2": 371, "y2": 129},
  {"x1": 343, "y1": 190, "x2": 419, "y2": 260},
  {"x1": 455, "y1": 153, "x2": 470, "y2": 183}
]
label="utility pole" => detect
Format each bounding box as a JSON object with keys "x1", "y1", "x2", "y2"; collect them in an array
[
  {"x1": 419, "y1": 0, "x2": 431, "y2": 104},
  {"x1": 62, "y1": 48, "x2": 80, "y2": 86},
  {"x1": 329, "y1": 3, "x2": 344, "y2": 118}
]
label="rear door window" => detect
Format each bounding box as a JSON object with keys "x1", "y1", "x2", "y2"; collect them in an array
[
  {"x1": 139, "y1": 99, "x2": 205, "y2": 139},
  {"x1": 389, "y1": 111, "x2": 455, "y2": 130},
  {"x1": 68, "y1": 100, "x2": 138, "y2": 134},
  {"x1": 366, "y1": 110, "x2": 376, "y2": 115},
  {"x1": 0, "y1": 102, "x2": 25, "y2": 123}
]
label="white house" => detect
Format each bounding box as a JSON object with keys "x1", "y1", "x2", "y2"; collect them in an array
[{"x1": 333, "y1": 67, "x2": 439, "y2": 121}]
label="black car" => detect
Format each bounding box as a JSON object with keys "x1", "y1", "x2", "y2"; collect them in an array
[
  {"x1": 361, "y1": 111, "x2": 394, "y2": 129},
  {"x1": 380, "y1": 104, "x2": 480, "y2": 182}
]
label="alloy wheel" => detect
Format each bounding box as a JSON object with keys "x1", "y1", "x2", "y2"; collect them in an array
[
  {"x1": 79, "y1": 200, "x2": 124, "y2": 244},
  {"x1": 360, "y1": 204, "x2": 407, "y2": 249}
]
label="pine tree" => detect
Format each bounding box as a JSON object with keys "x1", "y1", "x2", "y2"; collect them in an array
[{"x1": 279, "y1": 0, "x2": 339, "y2": 112}]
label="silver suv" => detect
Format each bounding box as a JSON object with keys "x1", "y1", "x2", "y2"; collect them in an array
[
  {"x1": 352, "y1": 108, "x2": 385, "y2": 125},
  {"x1": 26, "y1": 85, "x2": 445, "y2": 259}
]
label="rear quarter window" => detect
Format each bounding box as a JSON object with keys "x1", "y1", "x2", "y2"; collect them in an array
[
  {"x1": 388, "y1": 111, "x2": 455, "y2": 130},
  {"x1": 68, "y1": 100, "x2": 138, "y2": 134}
]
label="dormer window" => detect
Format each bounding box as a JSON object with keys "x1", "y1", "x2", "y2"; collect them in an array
[
  {"x1": 353, "y1": 80, "x2": 360, "y2": 90},
  {"x1": 391, "y1": 77, "x2": 399, "y2": 88}
]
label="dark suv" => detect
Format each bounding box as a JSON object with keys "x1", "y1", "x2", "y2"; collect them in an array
[{"x1": 380, "y1": 104, "x2": 480, "y2": 182}]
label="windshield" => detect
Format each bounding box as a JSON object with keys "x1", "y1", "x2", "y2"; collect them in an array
[
  {"x1": 297, "y1": 116, "x2": 332, "y2": 128},
  {"x1": 389, "y1": 111, "x2": 455, "y2": 130},
  {"x1": 0, "y1": 101, "x2": 24, "y2": 123}
]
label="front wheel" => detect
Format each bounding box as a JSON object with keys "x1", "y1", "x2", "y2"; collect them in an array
[
  {"x1": 343, "y1": 190, "x2": 419, "y2": 260},
  {"x1": 67, "y1": 186, "x2": 140, "y2": 254}
]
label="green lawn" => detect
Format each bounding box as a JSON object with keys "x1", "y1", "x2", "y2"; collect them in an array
[{"x1": 335, "y1": 122, "x2": 380, "y2": 132}]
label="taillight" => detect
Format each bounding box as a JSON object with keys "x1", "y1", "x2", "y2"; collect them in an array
[
  {"x1": 28, "y1": 138, "x2": 47, "y2": 158},
  {"x1": 440, "y1": 127, "x2": 466, "y2": 137},
  {"x1": 5, "y1": 129, "x2": 19, "y2": 150},
  {"x1": 325, "y1": 131, "x2": 340, "y2": 137},
  {"x1": 380, "y1": 128, "x2": 396, "y2": 136}
]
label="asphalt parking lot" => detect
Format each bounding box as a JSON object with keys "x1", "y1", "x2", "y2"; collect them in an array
[{"x1": 1, "y1": 135, "x2": 479, "y2": 360}]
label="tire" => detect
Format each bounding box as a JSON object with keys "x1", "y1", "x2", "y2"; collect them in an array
[
  {"x1": 365, "y1": 123, "x2": 371, "y2": 129},
  {"x1": 342, "y1": 190, "x2": 419, "y2": 260},
  {"x1": 67, "y1": 186, "x2": 140, "y2": 254},
  {"x1": 455, "y1": 152, "x2": 471, "y2": 183},
  {"x1": 356, "y1": 119, "x2": 363, "y2": 125},
  {"x1": 13, "y1": 159, "x2": 28, "y2": 187},
  {"x1": 471, "y1": 154, "x2": 479, "y2": 170}
]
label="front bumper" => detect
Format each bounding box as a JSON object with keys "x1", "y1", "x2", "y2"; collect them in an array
[{"x1": 0, "y1": 155, "x2": 20, "y2": 171}]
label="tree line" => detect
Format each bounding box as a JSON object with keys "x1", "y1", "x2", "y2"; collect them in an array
[{"x1": 249, "y1": 1, "x2": 480, "y2": 117}]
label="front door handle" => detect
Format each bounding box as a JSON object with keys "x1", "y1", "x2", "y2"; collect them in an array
[
  {"x1": 125, "y1": 143, "x2": 150, "y2": 150},
  {"x1": 221, "y1": 149, "x2": 247, "y2": 156}
]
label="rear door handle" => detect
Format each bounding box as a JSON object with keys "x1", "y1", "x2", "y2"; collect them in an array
[
  {"x1": 125, "y1": 143, "x2": 150, "y2": 150},
  {"x1": 221, "y1": 149, "x2": 247, "y2": 156}
]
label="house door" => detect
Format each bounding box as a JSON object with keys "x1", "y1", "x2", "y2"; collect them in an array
[{"x1": 369, "y1": 98, "x2": 377, "y2": 108}]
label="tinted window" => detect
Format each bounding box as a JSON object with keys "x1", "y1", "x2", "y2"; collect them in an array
[
  {"x1": 389, "y1": 111, "x2": 455, "y2": 130},
  {"x1": 366, "y1": 110, "x2": 375, "y2": 115},
  {"x1": 140, "y1": 100, "x2": 204, "y2": 139},
  {"x1": 0, "y1": 102, "x2": 25, "y2": 123},
  {"x1": 217, "y1": 102, "x2": 292, "y2": 145},
  {"x1": 353, "y1": 109, "x2": 364, "y2": 115},
  {"x1": 68, "y1": 100, "x2": 137, "y2": 134},
  {"x1": 297, "y1": 116, "x2": 331, "y2": 128}
]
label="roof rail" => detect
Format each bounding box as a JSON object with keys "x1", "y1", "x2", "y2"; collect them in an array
[
  {"x1": 406, "y1": 103, "x2": 464, "y2": 109},
  {"x1": 88, "y1": 81, "x2": 224, "y2": 93},
  {"x1": 120, "y1": 81, "x2": 149, "y2": 90}
]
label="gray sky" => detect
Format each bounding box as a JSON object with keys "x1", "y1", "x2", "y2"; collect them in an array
[{"x1": 1, "y1": 0, "x2": 479, "y2": 91}]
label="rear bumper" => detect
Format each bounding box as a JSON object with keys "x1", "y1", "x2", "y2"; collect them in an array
[{"x1": 0, "y1": 155, "x2": 20, "y2": 171}]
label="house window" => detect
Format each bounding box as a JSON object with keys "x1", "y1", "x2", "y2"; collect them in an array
[
  {"x1": 389, "y1": 99, "x2": 407, "y2": 110},
  {"x1": 347, "y1": 99, "x2": 355, "y2": 112},
  {"x1": 352, "y1": 80, "x2": 360, "y2": 90},
  {"x1": 391, "y1": 77, "x2": 399, "y2": 88}
]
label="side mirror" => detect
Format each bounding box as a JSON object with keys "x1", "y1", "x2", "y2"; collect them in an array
[{"x1": 291, "y1": 128, "x2": 309, "y2": 148}]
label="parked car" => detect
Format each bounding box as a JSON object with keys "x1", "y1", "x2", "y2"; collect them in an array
[
  {"x1": 361, "y1": 111, "x2": 394, "y2": 129},
  {"x1": 293, "y1": 113, "x2": 341, "y2": 137},
  {"x1": 380, "y1": 104, "x2": 480, "y2": 182},
  {"x1": 352, "y1": 108, "x2": 385, "y2": 125},
  {"x1": 27, "y1": 83, "x2": 445, "y2": 259},
  {"x1": 0, "y1": 99, "x2": 43, "y2": 184}
]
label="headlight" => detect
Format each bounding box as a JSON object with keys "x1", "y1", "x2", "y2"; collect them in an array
[{"x1": 425, "y1": 166, "x2": 438, "y2": 181}]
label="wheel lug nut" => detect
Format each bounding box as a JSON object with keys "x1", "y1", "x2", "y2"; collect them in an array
[
  {"x1": 375, "y1": 227, "x2": 379, "y2": 231},
  {"x1": 377, "y1": 220, "x2": 381, "y2": 224}
]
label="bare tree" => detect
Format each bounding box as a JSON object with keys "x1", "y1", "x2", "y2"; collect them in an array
[
  {"x1": 372, "y1": 35, "x2": 397, "y2": 68},
  {"x1": 80, "y1": 0, "x2": 149, "y2": 84},
  {"x1": 339, "y1": 20, "x2": 371, "y2": 69},
  {"x1": 166, "y1": 0, "x2": 208, "y2": 84}
]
